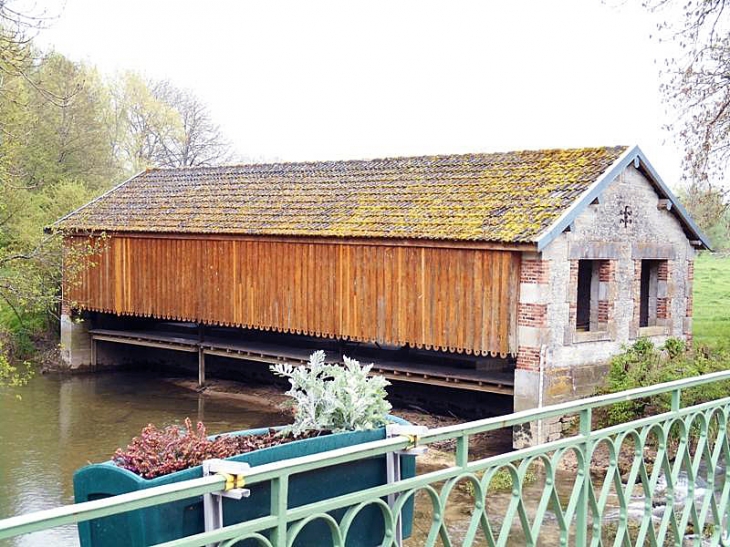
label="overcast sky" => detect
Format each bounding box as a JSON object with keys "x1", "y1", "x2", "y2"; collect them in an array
[{"x1": 31, "y1": 0, "x2": 684, "y2": 187}]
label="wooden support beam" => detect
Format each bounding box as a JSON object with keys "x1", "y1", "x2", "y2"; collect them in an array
[
  {"x1": 88, "y1": 329, "x2": 514, "y2": 395},
  {"x1": 197, "y1": 396, "x2": 205, "y2": 421},
  {"x1": 198, "y1": 347, "x2": 206, "y2": 387},
  {"x1": 90, "y1": 334, "x2": 197, "y2": 353},
  {"x1": 91, "y1": 339, "x2": 97, "y2": 369},
  {"x1": 374, "y1": 370, "x2": 513, "y2": 395},
  {"x1": 657, "y1": 199, "x2": 672, "y2": 211},
  {"x1": 70, "y1": 230, "x2": 537, "y2": 252}
]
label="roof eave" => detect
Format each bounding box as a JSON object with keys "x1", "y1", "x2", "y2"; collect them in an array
[
  {"x1": 44, "y1": 169, "x2": 147, "y2": 235},
  {"x1": 535, "y1": 145, "x2": 712, "y2": 252},
  {"x1": 634, "y1": 147, "x2": 713, "y2": 251},
  {"x1": 51, "y1": 228, "x2": 539, "y2": 250}
]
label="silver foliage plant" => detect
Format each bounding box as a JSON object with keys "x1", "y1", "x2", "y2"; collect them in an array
[{"x1": 270, "y1": 350, "x2": 392, "y2": 436}]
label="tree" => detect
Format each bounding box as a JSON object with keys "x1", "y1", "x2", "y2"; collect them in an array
[
  {"x1": 110, "y1": 74, "x2": 232, "y2": 170},
  {"x1": 647, "y1": 1, "x2": 730, "y2": 180},
  {"x1": 678, "y1": 183, "x2": 730, "y2": 246},
  {"x1": 109, "y1": 72, "x2": 182, "y2": 172},
  {"x1": 0, "y1": 3, "x2": 236, "y2": 381},
  {"x1": 645, "y1": 0, "x2": 730, "y2": 248},
  {"x1": 1, "y1": 1, "x2": 37, "y2": 79},
  {"x1": 0, "y1": 54, "x2": 113, "y2": 319},
  {"x1": 6, "y1": 54, "x2": 120, "y2": 193},
  {"x1": 151, "y1": 80, "x2": 233, "y2": 167},
  {"x1": 0, "y1": 1, "x2": 49, "y2": 387},
  {"x1": 0, "y1": 6, "x2": 107, "y2": 375},
  {"x1": 0, "y1": 1, "x2": 60, "y2": 109}
]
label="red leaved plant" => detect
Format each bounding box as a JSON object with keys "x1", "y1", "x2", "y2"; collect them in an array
[{"x1": 113, "y1": 418, "x2": 324, "y2": 479}]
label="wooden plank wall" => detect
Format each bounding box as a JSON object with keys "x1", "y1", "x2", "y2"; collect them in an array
[{"x1": 65, "y1": 235, "x2": 521, "y2": 357}]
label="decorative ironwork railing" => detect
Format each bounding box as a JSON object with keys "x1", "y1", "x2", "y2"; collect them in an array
[{"x1": 1, "y1": 370, "x2": 729, "y2": 546}]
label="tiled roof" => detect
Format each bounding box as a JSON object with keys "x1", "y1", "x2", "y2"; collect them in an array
[{"x1": 57, "y1": 146, "x2": 629, "y2": 243}]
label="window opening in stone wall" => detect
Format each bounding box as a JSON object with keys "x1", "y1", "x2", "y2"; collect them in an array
[
  {"x1": 576, "y1": 260, "x2": 593, "y2": 331},
  {"x1": 639, "y1": 260, "x2": 663, "y2": 328},
  {"x1": 576, "y1": 259, "x2": 611, "y2": 333}
]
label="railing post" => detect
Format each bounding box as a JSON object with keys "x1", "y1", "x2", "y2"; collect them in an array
[
  {"x1": 671, "y1": 388, "x2": 682, "y2": 412},
  {"x1": 575, "y1": 408, "x2": 592, "y2": 547},
  {"x1": 455, "y1": 434, "x2": 469, "y2": 467},
  {"x1": 269, "y1": 475, "x2": 289, "y2": 547}
]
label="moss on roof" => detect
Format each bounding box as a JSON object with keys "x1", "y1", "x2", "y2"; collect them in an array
[{"x1": 57, "y1": 146, "x2": 628, "y2": 242}]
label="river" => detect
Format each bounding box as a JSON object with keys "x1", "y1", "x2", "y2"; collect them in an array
[
  {"x1": 1, "y1": 373, "x2": 719, "y2": 546},
  {"x1": 0, "y1": 372, "x2": 285, "y2": 547},
  {"x1": 0, "y1": 372, "x2": 570, "y2": 547}
]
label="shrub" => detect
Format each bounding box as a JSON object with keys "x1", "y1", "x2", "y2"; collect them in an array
[
  {"x1": 113, "y1": 350, "x2": 393, "y2": 478},
  {"x1": 663, "y1": 337, "x2": 686, "y2": 359},
  {"x1": 271, "y1": 350, "x2": 392, "y2": 436},
  {"x1": 0, "y1": 337, "x2": 33, "y2": 391},
  {"x1": 485, "y1": 465, "x2": 538, "y2": 493},
  {"x1": 112, "y1": 418, "x2": 320, "y2": 479},
  {"x1": 602, "y1": 338, "x2": 730, "y2": 427}
]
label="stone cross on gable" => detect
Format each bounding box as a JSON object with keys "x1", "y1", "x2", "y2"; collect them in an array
[{"x1": 620, "y1": 205, "x2": 632, "y2": 228}]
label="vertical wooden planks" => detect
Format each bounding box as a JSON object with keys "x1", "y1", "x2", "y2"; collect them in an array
[
  {"x1": 508, "y1": 252, "x2": 521, "y2": 353},
  {"x1": 471, "y1": 249, "x2": 482, "y2": 354},
  {"x1": 64, "y1": 235, "x2": 521, "y2": 356},
  {"x1": 461, "y1": 250, "x2": 473, "y2": 353}
]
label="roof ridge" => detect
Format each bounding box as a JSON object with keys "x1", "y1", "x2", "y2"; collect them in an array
[{"x1": 143, "y1": 145, "x2": 630, "y2": 173}]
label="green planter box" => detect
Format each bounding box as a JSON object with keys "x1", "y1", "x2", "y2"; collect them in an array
[{"x1": 74, "y1": 418, "x2": 415, "y2": 547}]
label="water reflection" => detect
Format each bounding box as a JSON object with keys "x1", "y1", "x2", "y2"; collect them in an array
[{"x1": 0, "y1": 372, "x2": 285, "y2": 547}]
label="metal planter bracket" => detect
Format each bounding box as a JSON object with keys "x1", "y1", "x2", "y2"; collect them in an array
[
  {"x1": 385, "y1": 424, "x2": 429, "y2": 456},
  {"x1": 202, "y1": 459, "x2": 251, "y2": 541},
  {"x1": 385, "y1": 425, "x2": 428, "y2": 546}
]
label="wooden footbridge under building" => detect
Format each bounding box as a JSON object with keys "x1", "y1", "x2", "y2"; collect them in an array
[{"x1": 88, "y1": 326, "x2": 515, "y2": 395}]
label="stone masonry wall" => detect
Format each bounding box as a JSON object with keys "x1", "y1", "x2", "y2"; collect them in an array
[{"x1": 514, "y1": 165, "x2": 696, "y2": 446}]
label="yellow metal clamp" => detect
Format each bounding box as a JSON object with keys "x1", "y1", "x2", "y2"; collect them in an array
[
  {"x1": 219, "y1": 472, "x2": 246, "y2": 491},
  {"x1": 386, "y1": 424, "x2": 428, "y2": 455},
  {"x1": 403, "y1": 433, "x2": 419, "y2": 450}
]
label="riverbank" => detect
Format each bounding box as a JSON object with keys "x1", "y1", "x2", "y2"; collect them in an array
[
  {"x1": 163, "y1": 376, "x2": 639, "y2": 476},
  {"x1": 163, "y1": 376, "x2": 514, "y2": 465}
]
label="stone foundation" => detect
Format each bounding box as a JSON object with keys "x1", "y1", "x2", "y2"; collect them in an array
[
  {"x1": 514, "y1": 361, "x2": 611, "y2": 447},
  {"x1": 60, "y1": 313, "x2": 92, "y2": 369}
]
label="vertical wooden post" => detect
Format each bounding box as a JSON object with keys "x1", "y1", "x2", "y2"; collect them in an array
[
  {"x1": 90, "y1": 338, "x2": 97, "y2": 369},
  {"x1": 198, "y1": 347, "x2": 206, "y2": 387},
  {"x1": 198, "y1": 323, "x2": 205, "y2": 387}
]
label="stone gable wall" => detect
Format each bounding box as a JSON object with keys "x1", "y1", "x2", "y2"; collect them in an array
[{"x1": 514, "y1": 165, "x2": 696, "y2": 446}]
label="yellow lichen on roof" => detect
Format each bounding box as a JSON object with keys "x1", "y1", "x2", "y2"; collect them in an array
[{"x1": 57, "y1": 146, "x2": 628, "y2": 243}]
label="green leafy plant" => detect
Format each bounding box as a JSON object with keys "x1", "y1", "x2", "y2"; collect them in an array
[
  {"x1": 271, "y1": 350, "x2": 392, "y2": 436},
  {"x1": 113, "y1": 418, "x2": 321, "y2": 479},
  {"x1": 0, "y1": 340, "x2": 33, "y2": 394},
  {"x1": 663, "y1": 337, "x2": 686, "y2": 359},
  {"x1": 113, "y1": 351, "x2": 392, "y2": 478},
  {"x1": 601, "y1": 338, "x2": 730, "y2": 427}
]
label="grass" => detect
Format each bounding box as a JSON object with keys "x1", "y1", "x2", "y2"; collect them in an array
[{"x1": 693, "y1": 253, "x2": 730, "y2": 348}]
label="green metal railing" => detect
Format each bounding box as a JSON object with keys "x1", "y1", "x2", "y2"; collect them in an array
[{"x1": 2, "y1": 370, "x2": 730, "y2": 546}]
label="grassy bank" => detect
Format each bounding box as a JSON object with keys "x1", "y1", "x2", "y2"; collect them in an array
[
  {"x1": 693, "y1": 253, "x2": 730, "y2": 348},
  {"x1": 597, "y1": 253, "x2": 730, "y2": 427}
]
